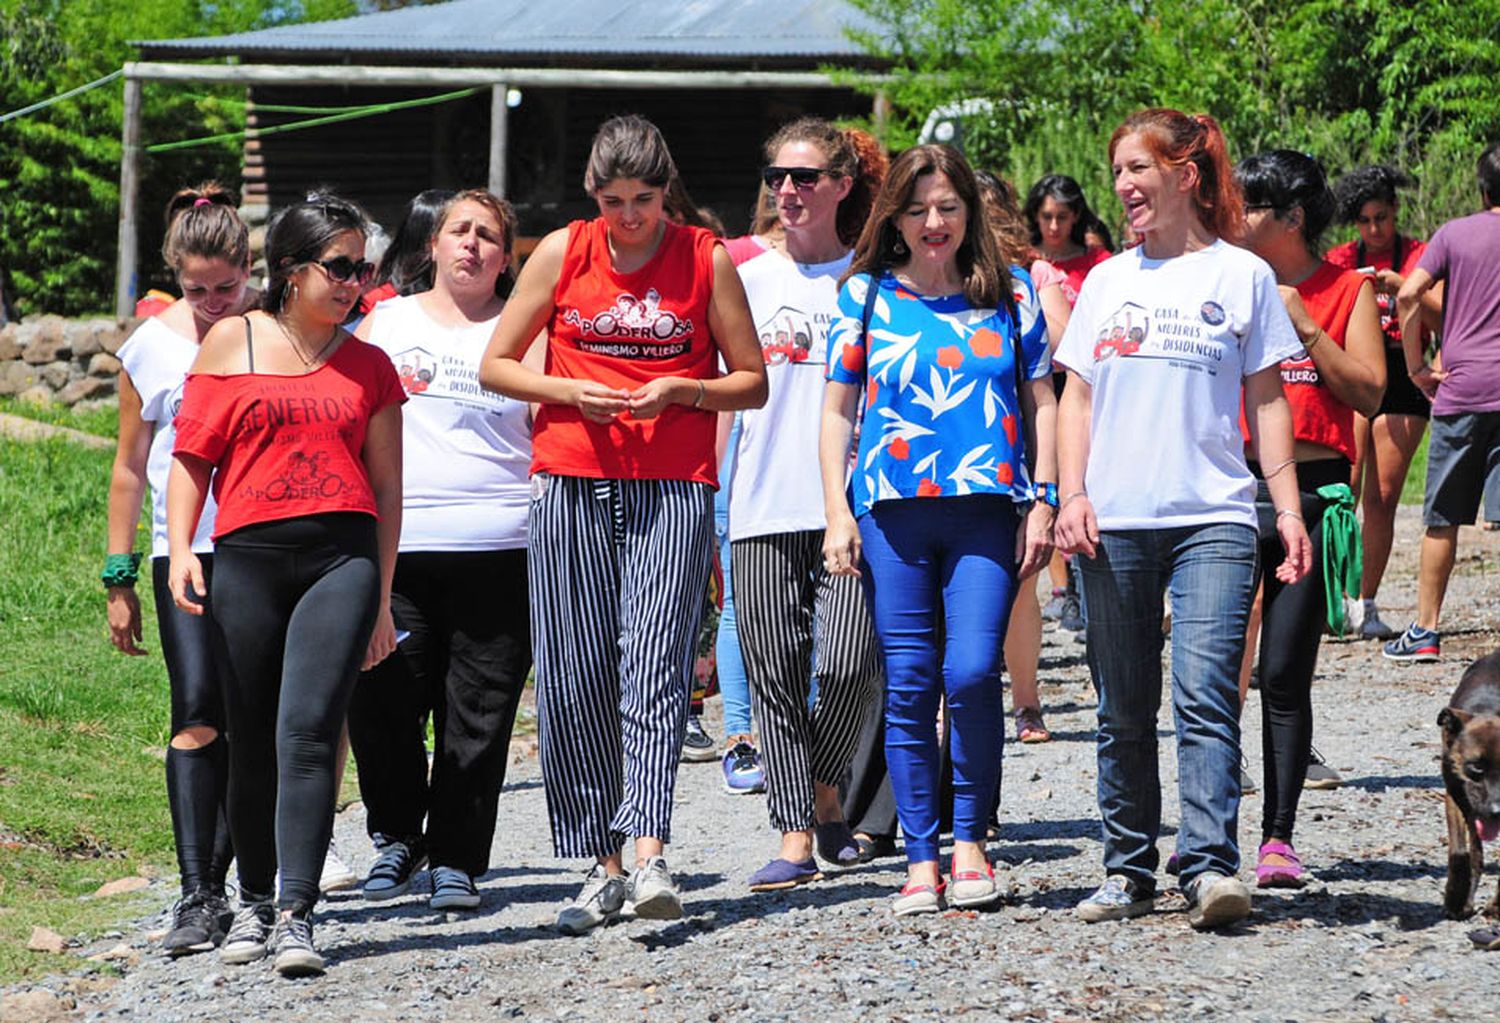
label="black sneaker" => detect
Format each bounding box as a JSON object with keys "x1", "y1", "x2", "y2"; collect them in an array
[
  {"x1": 363, "y1": 834, "x2": 427, "y2": 901},
  {"x1": 162, "y1": 887, "x2": 230, "y2": 957},
  {"x1": 680, "y1": 715, "x2": 717, "y2": 763},
  {"x1": 219, "y1": 895, "x2": 276, "y2": 965},
  {"x1": 269, "y1": 910, "x2": 323, "y2": 977}
]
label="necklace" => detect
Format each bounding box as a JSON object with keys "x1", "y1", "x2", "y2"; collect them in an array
[{"x1": 279, "y1": 317, "x2": 340, "y2": 370}]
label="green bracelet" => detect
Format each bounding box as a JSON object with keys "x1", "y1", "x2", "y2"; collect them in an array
[{"x1": 101, "y1": 552, "x2": 142, "y2": 589}]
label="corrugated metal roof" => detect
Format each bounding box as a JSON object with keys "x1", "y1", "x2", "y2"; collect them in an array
[{"x1": 136, "y1": 0, "x2": 883, "y2": 63}]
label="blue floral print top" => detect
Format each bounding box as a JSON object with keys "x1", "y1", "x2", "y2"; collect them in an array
[{"x1": 825, "y1": 269, "x2": 1051, "y2": 518}]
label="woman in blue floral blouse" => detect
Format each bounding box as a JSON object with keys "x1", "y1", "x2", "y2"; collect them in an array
[{"x1": 819, "y1": 144, "x2": 1057, "y2": 915}]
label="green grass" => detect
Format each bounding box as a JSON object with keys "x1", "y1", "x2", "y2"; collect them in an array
[
  {"x1": 0, "y1": 396, "x2": 120, "y2": 441},
  {"x1": 1401, "y1": 431, "x2": 1430, "y2": 506}
]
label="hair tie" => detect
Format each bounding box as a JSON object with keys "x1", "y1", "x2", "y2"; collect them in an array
[{"x1": 193, "y1": 197, "x2": 212, "y2": 208}]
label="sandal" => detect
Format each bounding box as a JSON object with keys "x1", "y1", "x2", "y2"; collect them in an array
[
  {"x1": 1015, "y1": 706, "x2": 1051, "y2": 744},
  {"x1": 1255, "y1": 840, "x2": 1307, "y2": 889}
]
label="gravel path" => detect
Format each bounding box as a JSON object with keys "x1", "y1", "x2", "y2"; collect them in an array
[{"x1": 10, "y1": 508, "x2": 1500, "y2": 1023}]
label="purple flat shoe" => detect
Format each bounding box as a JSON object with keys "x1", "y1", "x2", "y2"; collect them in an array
[{"x1": 747, "y1": 858, "x2": 822, "y2": 892}]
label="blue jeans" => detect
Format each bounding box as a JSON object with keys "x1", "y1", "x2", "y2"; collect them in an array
[
  {"x1": 1077, "y1": 523, "x2": 1257, "y2": 889},
  {"x1": 715, "y1": 423, "x2": 752, "y2": 738},
  {"x1": 859, "y1": 496, "x2": 1019, "y2": 864}
]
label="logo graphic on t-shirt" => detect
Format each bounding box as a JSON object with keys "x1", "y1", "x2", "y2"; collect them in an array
[
  {"x1": 756, "y1": 303, "x2": 828, "y2": 366},
  {"x1": 564, "y1": 289, "x2": 693, "y2": 360},
  {"x1": 1093, "y1": 302, "x2": 1149, "y2": 361},
  {"x1": 392, "y1": 347, "x2": 437, "y2": 395},
  {"x1": 258, "y1": 450, "x2": 351, "y2": 502}
]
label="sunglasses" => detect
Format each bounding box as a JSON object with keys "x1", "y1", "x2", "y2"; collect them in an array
[
  {"x1": 761, "y1": 166, "x2": 833, "y2": 190},
  {"x1": 312, "y1": 256, "x2": 376, "y2": 287}
]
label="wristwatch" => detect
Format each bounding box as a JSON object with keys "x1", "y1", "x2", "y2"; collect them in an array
[{"x1": 1035, "y1": 481, "x2": 1059, "y2": 508}]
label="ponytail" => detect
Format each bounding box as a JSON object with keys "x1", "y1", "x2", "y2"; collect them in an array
[{"x1": 1110, "y1": 109, "x2": 1243, "y2": 240}]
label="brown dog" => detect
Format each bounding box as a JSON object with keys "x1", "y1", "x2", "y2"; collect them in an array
[{"x1": 1439, "y1": 648, "x2": 1500, "y2": 920}]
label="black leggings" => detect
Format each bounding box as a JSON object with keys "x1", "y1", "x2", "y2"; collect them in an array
[
  {"x1": 1252, "y1": 457, "x2": 1349, "y2": 843},
  {"x1": 211, "y1": 513, "x2": 380, "y2": 911},
  {"x1": 152, "y1": 556, "x2": 232, "y2": 894},
  {"x1": 348, "y1": 549, "x2": 531, "y2": 876}
]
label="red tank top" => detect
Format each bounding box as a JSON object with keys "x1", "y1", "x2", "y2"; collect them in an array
[
  {"x1": 173, "y1": 339, "x2": 406, "y2": 539},
  {"x1": 1052, "y1": 247, "x2": 1112, "y2": 307},
  {"x1": 534, "y1": 218, "x2": 720, "y2": 484},
  {"x1": 1239, "y1": 262, "x2": 1366, "y2": 462}
]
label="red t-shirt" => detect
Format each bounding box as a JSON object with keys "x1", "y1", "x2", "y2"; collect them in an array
[
  {"x1": 1052, "y1": 247, "x2": 1112, "y2": 307},
  {"x1": 1326, "y1": 235, "x2": 1427, "y2": 350},
  {"x1": 1239, "y1": 262, "x2": 1368, "y2": 462},
  {"x1": 173, "y1": 339, "x2": 406, "y2": 539},
  {"x1": 534, "y1": 218, "x2": 720, "y2": 485}
]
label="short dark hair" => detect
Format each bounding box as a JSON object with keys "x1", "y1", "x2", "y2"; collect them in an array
[
  {"x1": 1333, "y1": 165, "x2": 1411, "y2": 223},
  {"x1": 262, "y1": 191, "x2": 368, "y2": 313},
  {"x1": 1478, "y1": 141, "x2": 1500, "y2": 206},
  {"x1": 1236, "y1": 149, "x2": 1336, "y2": 249}
]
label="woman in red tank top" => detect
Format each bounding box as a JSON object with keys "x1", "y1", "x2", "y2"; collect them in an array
[
  {"x1": 480, "y1": 115, "x2": 766, "y2": 932},
  {"x1": 1235, "y1": 151, "x2": 1383, "y2": 890}
]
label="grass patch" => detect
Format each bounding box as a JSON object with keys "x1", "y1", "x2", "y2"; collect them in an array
[
  {"x1": 1401, "y1": 430, "x2": 1430, "y2": 506},
  {"x1": 0, "y1": 396, "x2": 119, "y2": 441}
]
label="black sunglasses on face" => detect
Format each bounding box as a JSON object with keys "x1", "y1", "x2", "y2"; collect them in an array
[
  {"x1": 313, "y1": 256, "x2": 376, "y2": 287},
  {"x1": 761, "y1": 166, "x2": 833, "y2": 190}
]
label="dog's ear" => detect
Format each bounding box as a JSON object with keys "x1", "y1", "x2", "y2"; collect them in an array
[{"x1": 1440, "y1": 706, "x2": 1474, "y2": 736}]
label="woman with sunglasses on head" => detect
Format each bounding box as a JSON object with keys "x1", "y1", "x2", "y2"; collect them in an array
[
  {"x1": 167, "y1": 193, "x2": 404, "y2": 977},
  {"x1": 723, "y1": 118, "x2": 886, "y2": 891},
  {"x1": 480, "y1": 114, "x2": 766, "y2": 933},
  {"x1": 822, "y1": 144, "x2": 1056, "y2": 916},
  {"x1": 345, "y1": 189, "x2": 533, "y2": 911},
  {"x1": 1055, "y1": 110, "x2": 1312, "y2": 931},
  {"x1": 1234, "y1": 150, "x2": 1384, "y2": 887},
  {"x1": 1327, "y1": 166, "x2": 1445, "y2": 638},
  {"x1": 105, "y1": 182, "x2": 256, "y2": 957}
]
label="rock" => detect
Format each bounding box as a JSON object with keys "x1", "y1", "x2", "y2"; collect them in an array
[
  {"x1": 66, "y1": 319, "x2": 105, "y2": 358},
  {"x1": 92, "y1": 876, "x2": 150, "y2": 899},
  {"x1": 20, "y1": 315, "x2": 69, "y2": 364},
  {"x1": 38, "y1": 362, "x2": 70, "y2": 389},
  {"x1": 57, "y1": 376, "x2": 112, "y2": 405},
  {"x1": 85, "y1": 943, "x2": 139, "y2": 967},
  {"x1": 0, "y1": 989, "x2": 77, "y2": 1022},
  {"x1": 88, "y1": 353, "x2": 122, "y2": 377},
  {"x1": 0, "y1": 361, "x2": 38, "y2": 396},
  {"x1": 0, "y1": 324, "x2": 20, "y2": 361},
  {"x1": 17, "y1": 385, "x2": 52, "y2": 406},
  {"x1": 100, "y1": 321, "x2": 136, "y2": 355},
  {"x1": 26, "y1": 926, "x2": 68, "y2": 954}
]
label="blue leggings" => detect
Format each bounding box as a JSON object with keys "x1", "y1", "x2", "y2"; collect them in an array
[{"x1": 858, "y1": 495, "x2": 1019, "y2": 863}]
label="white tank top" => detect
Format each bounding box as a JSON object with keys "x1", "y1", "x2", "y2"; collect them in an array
[
  {"x1": 364, "y1": 294, "x2": 531, "y2": 551},
  {"x1": 116, "y1": 317, "x2": 217, "y2": 557}
]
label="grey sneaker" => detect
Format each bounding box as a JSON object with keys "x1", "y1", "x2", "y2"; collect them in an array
[
  {"x1": 681, "y1": 715, "x2": 717, "y2": 763},
  {"x1": 1304, "y1": 746, "x2": 1343, "y2": 790},
  {"x1": 1076, "y1": 875, "x2": 1155, "y2": 922},
  {"x1": 628, "y1": 855, "x2": 683, "y2": 920},
  {"x1": 1239, "y1": 755, "x2": 1258, "y2": 795},
  {"x1": 429, "y1": 866, "x2": 481, "y2": 910},
  {"x1": 1185, "y1": 872, "x2": 1251, "y2": 930},
  {"x1": 363, "y1": 836, "x2": 427, "y2": 901},
  {"x1": 219, "y1": 896, "x2": 276, "y2": 964},
  {"x1": 269, "y1": 911, "x2": 324, "y2": 977},
  {"x1": 1358, "y1": 602, "x2": 1399, "y2": 641},
  {"x1": 556, "y1": 864, "x2": 628, "y2": 935}
]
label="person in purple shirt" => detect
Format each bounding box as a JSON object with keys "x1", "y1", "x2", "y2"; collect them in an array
[{"x1": 1383, "y1": 141, "x2": 1500, "y2": 663}]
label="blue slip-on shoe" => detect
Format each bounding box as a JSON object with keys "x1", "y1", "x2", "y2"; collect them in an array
[{"x1": 747, "y1": 857, "x2": 823, "y2": 892}]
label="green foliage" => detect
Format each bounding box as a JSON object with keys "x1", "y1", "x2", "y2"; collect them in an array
[
  {"x1": 844, "y1": 0, "x2": 1500, "y2": 239},
  {"x1": 0, "y1": 0, "x2": 360, "y2": 317}
]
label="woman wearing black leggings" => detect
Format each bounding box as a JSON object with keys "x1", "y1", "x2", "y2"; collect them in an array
[{"x1": 167, "y1": 194, "x2": 404, "y2": 977}]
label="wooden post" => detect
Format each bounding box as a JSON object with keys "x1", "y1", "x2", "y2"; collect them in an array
[
  {"x1": 114, "y1": 76, "x2": 143, "y2": 321},
  {"x1": 872, "y1": 89, "x2": 890, "y2": 143},
  {"x1": 488, "y1": 83, "x2": 509, "y2": 198}
]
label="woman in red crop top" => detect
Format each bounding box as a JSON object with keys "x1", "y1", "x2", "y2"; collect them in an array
[
  {"x1": 1328, "y1": 166, "x2": 1446, "y2": 638},
  {"x1": 1236, "y1": 151, "x2": 1383, "y2": 890},
  {"x1": 166, "y1": 194, "x2": 404, "y2": 977},
  {"x1": 479, "y1": 114, "x2": 767, "y2": 933}
]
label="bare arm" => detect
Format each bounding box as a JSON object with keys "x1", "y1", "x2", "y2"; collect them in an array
[
  {"x1": 1244, "y1": 365, "x2": 1313, "y2": 584},
  {"x1": 360, "y1": 402, "x2": 403, "y2": 670},
  {"x1": 105, "y1": 371, "x2": 153, "y2": 654},
  {"x1": 1016, "y1": 374, "x2": 1057, "y2": 578},
  {"x1": 165, "y1": 453, "x2": 214, "y2": 615},
  {"x1": 1398, "y1": 267, "x2": 1443, "y2": 400},
  {"x1": 1052, "y1": 371, "x2": 1096, "y2": 557},
  {"x1": 1279, "y1": 283, "x2": 1384, "y2": 417},
  {"x1": 1038, "y1": 283, "x2": 1071, "y2": 350},
  {"x1": 819, "y1": 379, "x2": 862, "y2": 576}
]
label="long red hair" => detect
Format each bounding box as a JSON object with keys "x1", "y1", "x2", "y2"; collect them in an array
[{"x1": 1109, "y1": 109, "x2": 1243, "y2": 241}]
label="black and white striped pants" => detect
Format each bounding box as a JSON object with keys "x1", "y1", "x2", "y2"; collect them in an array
[
  {"x1": 529, "y1": 473, "x2": 714, "y2": 858},
  {"x1": 732, "y1": 530, "x2": 882, "y2": 832}
]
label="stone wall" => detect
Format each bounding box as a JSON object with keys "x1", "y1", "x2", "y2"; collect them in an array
[{"x1": 0, "y1": 315, "x2": 137, "y2": 407}]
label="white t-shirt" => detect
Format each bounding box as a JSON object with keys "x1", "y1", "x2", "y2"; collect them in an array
[
  {"x1": 728, "y1": 248, "x2": 852, "y2": 541},
  {"x1": 1054, "y1": 240, "x2": 1302, "y2": 530},
  {"x1": 365, "y1": 294, "x2": 530, "y2": 551},
  {"x1": 116, "y1": 318, "x2": 217, "y2": 557}
]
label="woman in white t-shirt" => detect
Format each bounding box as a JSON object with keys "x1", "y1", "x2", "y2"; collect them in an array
[
  {"x1": 1054, "y1": 109, "x2": 1313, "y2": 931},
  {"x1": 105, "y1": 182, "x2": 257, "y2": 956},
  {"x1": 346, "y1": 189, "x2": 534, "y2": 911},
  {"x1": 729, "y1": 118, "x2": 887, "y2": 891}
]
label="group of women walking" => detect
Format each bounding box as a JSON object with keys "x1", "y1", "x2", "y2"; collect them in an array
[{"x1": 105, "y1": 102, "x2": 1438, "y2": 974}]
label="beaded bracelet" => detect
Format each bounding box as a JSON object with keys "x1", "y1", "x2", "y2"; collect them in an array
[{"x1": 101, "y1": 552, "x2": 142, "y2": 589}]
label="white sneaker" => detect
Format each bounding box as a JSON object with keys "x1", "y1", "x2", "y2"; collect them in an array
[
  {"x1": 319, "y1": 841, "x2": 358, "y2": 893},
  {"x1": 556, "y1": 864, "x2": 629, "y2": 935},
  {"x1": 628, "y1": 856, "x2": 683, "y2": 920},
  {"x1": 1342, "y1": 596, "x2": 1365, "y2": 634}
]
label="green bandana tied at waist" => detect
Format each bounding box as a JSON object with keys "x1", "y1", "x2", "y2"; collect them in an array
[{"x1": 1316, "y1": 483, "x2": 1362, "y2": 637}]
